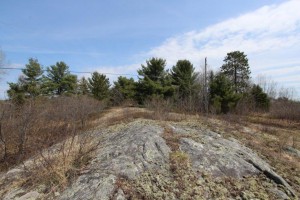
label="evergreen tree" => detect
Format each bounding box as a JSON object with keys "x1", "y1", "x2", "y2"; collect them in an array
[
  {"x1": 43, "y1": 62, "x2": 77, "y2": 95},
  {"x1": 7, "y1": 58, "x2": 43, "y2": 102},
  {"x1": 250, "y1": 84, "x2": 270, "y2": 111},
  {"x1": 221, "y1": 51, "x2": 250, "y2": 93},
  {"x1": 209, "y1": 73, "x2": 240, "y2": 113},
  {"x1": 78, "y1": 77, "x2": 90, "y2": 95},
  {"x1": 113, "y1": 76, "x2": 136, "y2": 100},
  {"x1": 171, "y1": 60, "x2": 198, "y2": 99},
  {"x1": 88, "y1": 72, "x2": 110, "y2": 100},
  {"x1": 7, "y1": 81, "x2": 26, "y2": 105},
  {"x1": 21, "y1": 58, "x2": 43, "y2": 97},
  {"x1": 137, "y1": 58, "x2": 174, "y2": 103}
]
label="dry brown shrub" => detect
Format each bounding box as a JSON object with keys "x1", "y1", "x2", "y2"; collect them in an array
[
  {"x1": 22, "y1": 130, "x2": 100, "y2": 194},
  {"x1": 270, "y1": 99, "x2": 300, "y2": 121},
  {"x1": 0, "y1": 95, "x2": 105, "y2": 171},
  {"x1": 144, "y1": 97, "x2": 172, "y2": 120}
]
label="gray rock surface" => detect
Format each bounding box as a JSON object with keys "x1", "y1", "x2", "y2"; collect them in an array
[
  {"x1": 180, "y1": 137, "x2": 259, "y2": 178},
  {"x1": 59, "y1": 120, "x2": 171, "y2": 200},
  {"x1": 172, "y1": 124, "x2": 296, "y2": 197},
  {"x1": 171, "y1": 124, "x2": 262, "y2": 179}
]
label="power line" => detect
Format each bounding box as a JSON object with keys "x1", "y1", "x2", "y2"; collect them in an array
[
  {"x1": 0, "y1": 67, "x2": 23, "y2": 70},
  {"x1": 70, "y1": 71, "x2": 138, "y2": 77}
]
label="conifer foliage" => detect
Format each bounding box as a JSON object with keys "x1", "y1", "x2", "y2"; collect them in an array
[
  {"x1": 77, "y1": 77, "x2": 90, "y2": 95},
  {"x1": 221, "y1": 51, "x2": 250, "y2": 93},
  {"x1": 113, "y1": 76, "x2": 136, "y2": 100},
  {"x1": 250, "y1": 84, "x2": 270, "y2": 111},
  {"x1": 171, "y1": 59, "x2": 198, "y2": 99},
  {"x1": 8, "y1": 58, "x2": 43, "y2": 103},
  {"x1": 137, "y1": 58, "x2": 174, "y2": 102},
  {"x1": 5, "y1": 50, "x2": 277, "y2": 115},
  {"x1": 88, "y1": 72, "x2": 110, "y2": 101},
  {"x1": 209, "y1": 73, "x2": 240, "y2": 113},
  {"x1": 43, "y1": 62, "x2": 77, "y2": 95}
]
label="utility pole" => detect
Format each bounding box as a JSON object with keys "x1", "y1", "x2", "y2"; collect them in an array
[{"x1": 204, "y1": 57, "x2": 208, "y2": 113}]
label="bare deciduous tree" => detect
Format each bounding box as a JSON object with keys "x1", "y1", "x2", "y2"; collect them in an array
[
  {"x1": 278, "y1": 86, "x2": 295, "y2": 100},
  {"x1": 255, "y1": 74, "x2": 278, "y2": 99}
]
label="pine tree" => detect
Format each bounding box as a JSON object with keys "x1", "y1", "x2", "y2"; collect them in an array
[
  {"x1": 7, "y1": 58, "x2": 43, "y2": 102},
  {"x1": 171, "y1": 59, "x2": 198, "y2": 99},
  {"x1": 113, "y1": 76, "x2": 136, "y2": 100},
  {"x1": 78, "y1": 77, "x2": 90, "y2": 95},
  {"x1": 221, "y1": 51, "x2": 250, "y2": 93},
  {"x1": 22, "y1": 58, "x2": 43, "y2": 97},
  {"x1": 43, "y1": 62, "x2": 77, "y2": 95},
  {"x1": 7, "y1": 81, "x2": 26, "y2": 105},
  {"x1": 88, "y1": 72, "x2": 110, "y2": 100},
  {"x1": 137, "y1": 58, "x2": 174, "y2": 103},
  {"x1": 209, "y1": 73, "x2": 240, "y2": 113},
  {"x1": 250, "y1": 84, "x2": 270, "y2": 111}
]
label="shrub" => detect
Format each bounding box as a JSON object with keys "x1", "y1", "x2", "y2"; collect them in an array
[
  {"x1": 144, "y1": 96, "x2": 173, "y2": 120},
  {"x1": 0, "y1": 95, "x2": 104, "y2": 171},
  {"x1": 250, "y1": 84, "x2": 270, "y2": 111},
  {"x1": 270, "y1": 98, "x2": 300, "y2": 121}
]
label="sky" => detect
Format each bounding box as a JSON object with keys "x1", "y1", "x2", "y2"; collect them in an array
[{"x1": 0, "y1": 0, "x2": 299, "y2": 99}]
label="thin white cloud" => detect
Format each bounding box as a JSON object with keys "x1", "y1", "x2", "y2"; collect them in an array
[
  {"x1": 144, "y1": 0, "x2": 300, "y2": 98},
  {"x1": 147, "y1": 0, "x2": 300, "y2": 64}
]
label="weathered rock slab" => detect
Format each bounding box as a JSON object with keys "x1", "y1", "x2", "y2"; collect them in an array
[
  {"x1": 171, "y1": 124, "x2": 296, "y2": 197},
  {"x1": 59, "y1": 120, "x2": 171, "y2": 200}
]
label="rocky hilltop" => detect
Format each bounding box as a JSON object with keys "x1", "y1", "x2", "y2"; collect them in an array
[{"x1": 0, "y1": 111, "x2": 298, "y2": 199}]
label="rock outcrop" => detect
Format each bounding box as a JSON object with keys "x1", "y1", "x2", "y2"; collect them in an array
[
  {"x1": 60, "y1": 120, "x2": 171, "y2": 200},
  {"x1": 171, "y1": 123, "x2": 296, "y2": 197},
  {"x1": 0, "y1": 119, "x2": 296, "y2": 199}
]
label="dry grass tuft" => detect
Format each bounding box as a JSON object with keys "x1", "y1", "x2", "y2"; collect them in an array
[
  {"x1": 162, "y1": 127, "x2": 181, "y2": 151},
  {"x1": 16, "y1": 131, "x2": 99, "y2": 196}
]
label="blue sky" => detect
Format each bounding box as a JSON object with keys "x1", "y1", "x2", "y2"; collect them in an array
[{"x1": 1, "y1": 0, "x2": 299, "y2": 99}]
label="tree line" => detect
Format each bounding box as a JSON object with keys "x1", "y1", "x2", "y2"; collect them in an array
[{"x1": 7, "y1": 51, "x2": 270, "y2": 113}]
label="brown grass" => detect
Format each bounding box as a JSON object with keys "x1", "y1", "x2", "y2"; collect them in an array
[
  {"x1": 162, "y1": 127, "x2": 181, "y2": 151},
  {"x1": 22, "y1": 132, "x2": 100, "y2": 195}
]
